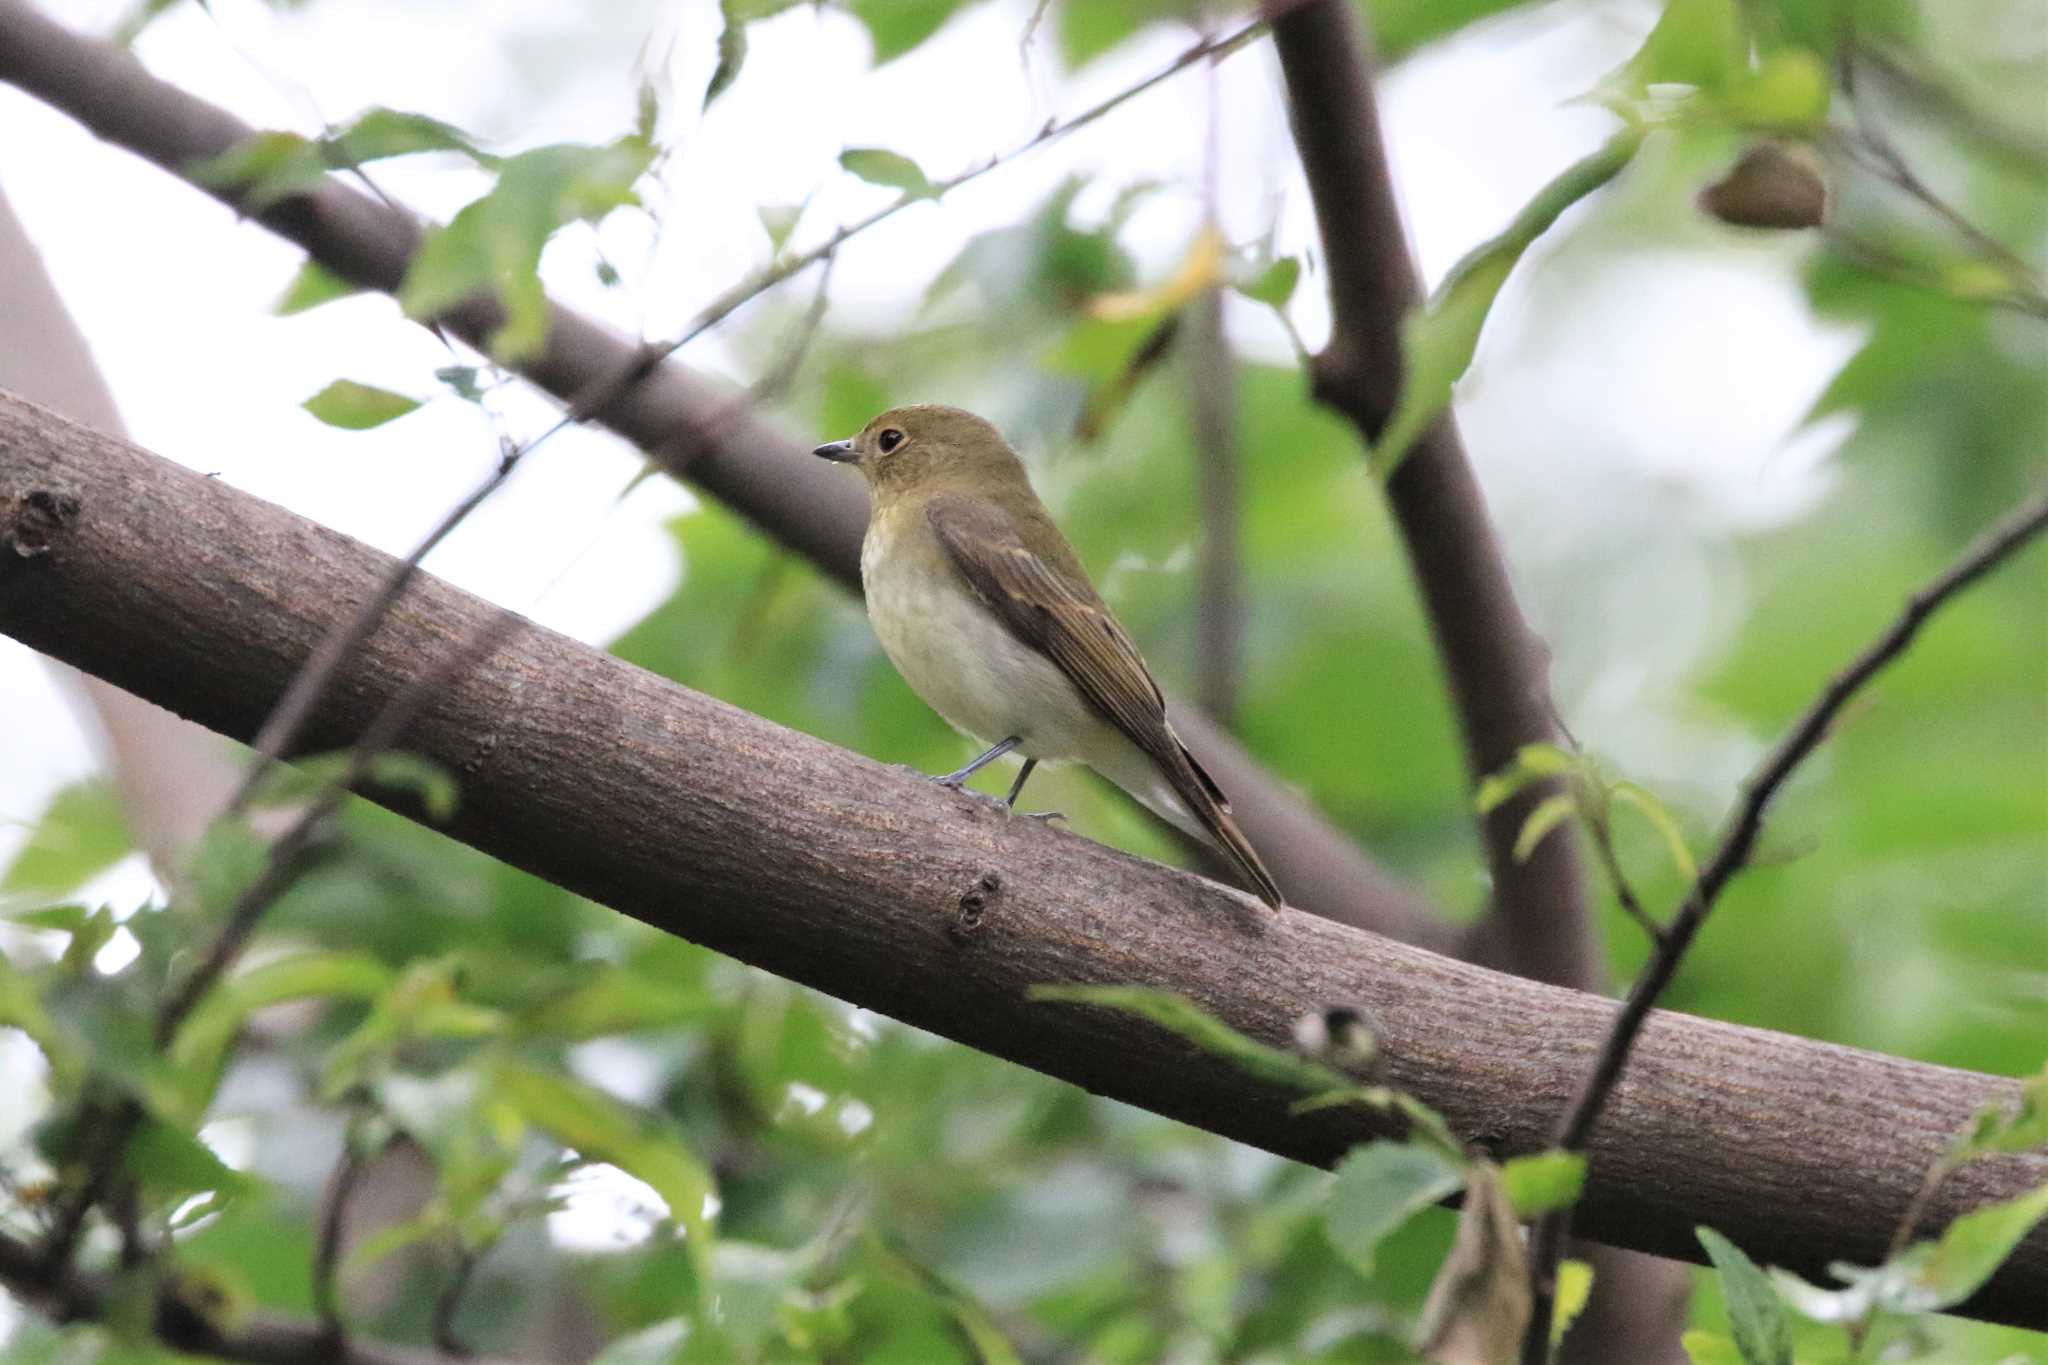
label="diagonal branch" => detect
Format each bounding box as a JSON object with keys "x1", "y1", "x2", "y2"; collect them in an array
[
  {"x1": 3, "y1": 388, "x2": 2045, "y2": 1327},
  {"x1": 1519, "y1": 484, "x2": 2048, "y2": 1359},
  {"x1": 1265, "y1": 0, "x2": 1597, "y2": 991},
  {"x1": 0, "y1": 0, "x2": 1453, "y2": 952}
]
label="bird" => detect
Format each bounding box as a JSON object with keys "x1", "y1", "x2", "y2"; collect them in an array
[{"x1": 814, "y1": 404, "x2": 1283, "y2": 910}]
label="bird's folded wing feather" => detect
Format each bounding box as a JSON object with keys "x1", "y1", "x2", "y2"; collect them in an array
[{"x1": 922, "y1": 494, "x2": 1222, "y2": 806}]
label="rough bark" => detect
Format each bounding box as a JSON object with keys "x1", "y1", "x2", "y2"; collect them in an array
[
  {"x1": 0, "y1": 0, "x2": 1452, "y2": 952},
  {"x1": 1, "y1": 389, "x2": 2042, "y2": 1327}
]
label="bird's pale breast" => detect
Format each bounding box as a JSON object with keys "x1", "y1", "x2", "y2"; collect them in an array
[{"x1": 863, "y1": 504, "x2": 1106, "y2": 762}]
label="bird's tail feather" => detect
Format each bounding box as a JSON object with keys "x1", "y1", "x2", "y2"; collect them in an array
[
  {"x1": 1095, "y1": 726, "x2": 1284, "y2": 910},
  {"x1": 1171, "y1": 742, "x2": 1284, "y2": 911}
]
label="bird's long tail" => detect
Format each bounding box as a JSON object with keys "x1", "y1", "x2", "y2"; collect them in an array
[
  {"x1": 1096, "y1": 726, "x2": 1284, "y2": 910},
  {"x1": 1168, "y1": 740, "x2": 1285, "y2": 911}
]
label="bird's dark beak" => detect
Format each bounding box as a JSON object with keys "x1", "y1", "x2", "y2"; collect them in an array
[{"x1": 812, "y1": 438, "x2": 858, "y2": 464}]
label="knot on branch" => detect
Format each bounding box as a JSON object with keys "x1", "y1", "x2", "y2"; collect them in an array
[
  {"x1": 950, "y1": 870, "x2": 1002, "y2": 939},
  {"x1": 6, "y1": 489, "x2": 81, "y2": 559}
]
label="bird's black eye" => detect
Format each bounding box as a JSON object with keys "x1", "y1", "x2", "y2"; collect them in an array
[{"x1": 877, "y1": 428, "x2": 905, "y2": 454}]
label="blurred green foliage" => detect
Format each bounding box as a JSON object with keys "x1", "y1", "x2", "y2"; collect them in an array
[{"x1": 5, "y1": 0, "x2": 2046, "y2": 1360}]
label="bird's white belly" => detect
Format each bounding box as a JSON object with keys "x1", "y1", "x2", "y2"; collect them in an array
[{"x1": 864, "y1": 535, "x2": 1103, "y2": 762}]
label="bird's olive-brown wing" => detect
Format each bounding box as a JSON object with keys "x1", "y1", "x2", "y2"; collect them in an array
[
  {"x1": 925, "y1": 494, "x2": 1280, "y2": 907},
  {"x1": 923, "y1": 493, "x2": 1176, "y2": 762}
]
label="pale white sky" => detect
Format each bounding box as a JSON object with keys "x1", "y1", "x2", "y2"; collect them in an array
[{"x1": 0, "y1": 0, "x2": 1857, "y2": 888}]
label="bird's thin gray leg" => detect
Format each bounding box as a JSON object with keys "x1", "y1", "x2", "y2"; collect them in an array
[
  {"x1": 1003, "y1": 758, "x2": 1064, "y2": 823},
  {"x1": 1002, "y1": 758, "x2": 1038, "y2": 807},
  {"x1": 937, "y1": 736, "x2": 1021, "y2": 789}
]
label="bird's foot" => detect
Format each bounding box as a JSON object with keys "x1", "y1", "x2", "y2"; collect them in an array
[
  {"x1": 1016, "y1": 809, "x2": 1066, "y2": 825},
  {"x1": 931, "y1": 774, "x2": 1010, "y2": 811}
]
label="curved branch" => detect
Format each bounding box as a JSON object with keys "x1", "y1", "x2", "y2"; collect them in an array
[
  {"x1": 0, "y1": 0, "x2": 1451, "y2": 953},
  {"x1": 2, "y1": 390, "x2": 2044, "y2": 1327},
  {"x1": 1265, "y1": 0, "x2": 1597, "y2": 989}
]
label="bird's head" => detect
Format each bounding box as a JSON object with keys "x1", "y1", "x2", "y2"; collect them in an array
[{"x1": 813, "y1": 405, "x2": 1028, "y2": 500}]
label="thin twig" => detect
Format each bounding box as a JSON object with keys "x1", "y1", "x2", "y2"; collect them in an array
[
  {"x1": 313, "y1": 1114, "x2": 375, "y2": 1349},
  {"x1": 433, "y1": 1244, "x2": 480, "y2": 1357},
  {"x1": 1520, "y1": 485, "x2": 2048, "y2": 1362}
]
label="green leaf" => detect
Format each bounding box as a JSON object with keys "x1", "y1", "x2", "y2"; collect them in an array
[
  {"x1": 398, "y1": 134, "x2": 657, "y2": 360},
  {"x1": 1951, "y1": 1064, "x2": 2048, "y2": 1161},
  {"x1": 519, "y1": 966, "x2": 719, "y2": 1039},
  {"x1": 758, "y1": 202, "x2": 804, "y2": 255},
  {"x1": 1605, "y1": 0, "x2": 1748, "y2": 97},
  {"x1": 188, "y1": 131, "x2": 327, "y2": 212},
  {"x1": 852, "y1": 0, "x2": 970, "y2": 65},
  {"x1": 1697, "y1": 1227, "x2": 1793, "y2": 1365},
  {"x1": 1553, "y1": 1259, "x2": 1594, "y2": 1344},
  {"x1": 492, "y1": 1060, "x2": 718, "y2": 1301},
  {"x1": 1235, "y1": 256, "x2": 1301, "y2": 310},
  {"x1": 321, "y1": 108, "x2": 484, "y2": 169},
  {"x1": 3, "y1": 779, "x2": 134, "y2": 896},
  {"x1": 275, "y1": 261, "x2": 363, "y2": 316},
  {"x1": 1501, "y1": 1150, "x2": 1586, "y2": 1217},
  {"x1": 167, "y1": 952, "x2": 394, "y2": 1120},
  {"x1": 704, "y1": 3, "x2": 750, "y2": 108},
  {"x1": 1028, "y1": 985, "x2": 1350, "y2": 1093},
  {"x1": 1681, "y1": 1331, "x2": 1746, "y2": 1365},
  {"x1": 1055, "y1": 0, "x2": 1192, "y2": 70},
  {"x1": 1323, "y1": 1140, "x2": 1467, "y2": 1274},
  {"x1": 1514, "y1": 792, "x2": 1578, "y2": 862},
  {"x1": 592, "y1": 1318, "x2": 692, "y2": 1365},
  {"x1": 1374, "y1": 129, "x2": 1640, "y2": 478},
  {"x1": 1612, "y1": 780, "x2": 1700, "y2": 881},
  {"x1": 1907, "y1": 1181, "x2": 2048, "y2": 1310},
  {"x1": 839, "y1": 147, "x2": 940, "y2": 200},
  {"x1": 302, "y1": 380, "x2": 423, "y2": 431},
  {"x1": 435, "y1": 366, "x2": 487, "y2": 403},
  {"x1": 125, "y1": 1117, "x2": 254, "y2": 1207},
  {"x1": 1719, "y1": 49, "x2": 1830, "y2": 129}
]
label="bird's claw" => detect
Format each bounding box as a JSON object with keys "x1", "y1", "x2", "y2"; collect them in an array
[{"x1": 1019, "y1": 810, "x2": 1066, "y2": 825}]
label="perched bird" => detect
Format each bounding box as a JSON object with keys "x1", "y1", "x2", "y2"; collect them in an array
[{"x1": 814, "y1": 405, "x2": 1283, "y2": 910}]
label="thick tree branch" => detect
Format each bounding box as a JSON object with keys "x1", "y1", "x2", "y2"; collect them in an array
[
  {"x1": 1265, "y1": 0, "x2": 1597, "y2": 990},
  {"x1": 0, "y1": 1227, "x2": 523, "y2": 1365},
  {"x1": 1520, "y1": 485, "x2": 2048, "y2": 1359},
  {"x1": 0, "y1": 0, "x2": 1451, "y2": 953},
  {"x1": 2, "y1": 391, "x2": 2044, "y2": 1326}
]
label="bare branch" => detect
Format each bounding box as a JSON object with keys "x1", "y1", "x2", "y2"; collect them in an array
[
  {"x1": 1265, "y1": 0, "x2": 1599, "y2": 990},
  {"x1": 0, "y1": 0, "x2": 1454, "y2": 951},
  {"x1": 1520, "y1": 485, "x2": 2048, "y2": 1360},
  {"x1": 4, "y1": 389, "x2": 2044, "y2": 1327},
  {"x1": 313, "y1": 1118, "x2": 373, "y2": 1350}
]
